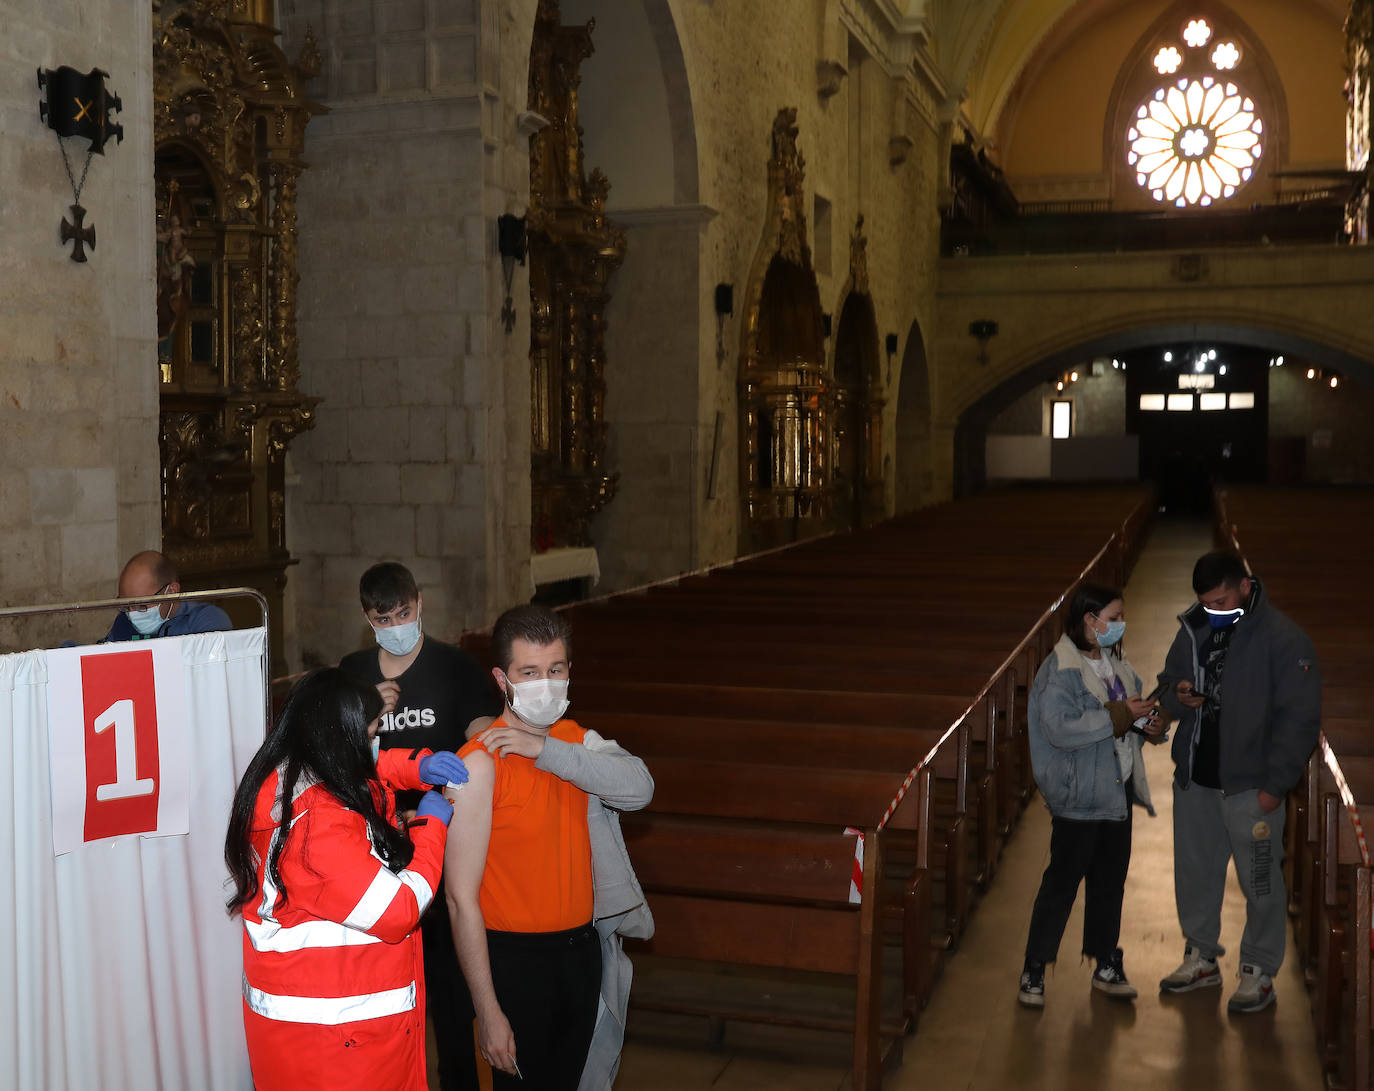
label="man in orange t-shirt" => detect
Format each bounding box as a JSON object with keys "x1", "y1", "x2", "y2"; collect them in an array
[{"x1": 445, "y1": 605, "x2": 649, "y2": 1090}]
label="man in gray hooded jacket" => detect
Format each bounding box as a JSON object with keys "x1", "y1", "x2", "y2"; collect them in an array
[{"x1": 1157, "y1": 550, "x2": 1320, "y2": 1013}]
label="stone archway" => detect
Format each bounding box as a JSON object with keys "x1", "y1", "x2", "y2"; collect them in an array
[
  {"x1": 951, "y1": 318, "x2": 1374, "y2": 496},
  {"x1": 832, "y1": 290, "x2": 882, "y2": 530},
  {"x1": 894, "y1": 319, "x2": 932, "y2": 513},
  {"x1": 560, "y1": 0, "x2": 699, "y2": 207}
]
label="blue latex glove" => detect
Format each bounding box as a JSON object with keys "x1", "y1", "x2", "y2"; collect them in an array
[
  {"x1": 414, "y1": 791, "x2": 453, "y2": 827},
  {"x1": 418, "y1": 751, "x2": 469, "y2": 788}
]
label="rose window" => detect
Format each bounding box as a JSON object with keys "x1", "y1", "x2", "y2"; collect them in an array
[{"x1": 1126, "y1": 18, "x2": 1264, "y2": 207}]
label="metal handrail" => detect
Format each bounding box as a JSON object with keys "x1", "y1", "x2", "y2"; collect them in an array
[{"x1": 0, "y1": 587, "x2": 272, "y2": 731}]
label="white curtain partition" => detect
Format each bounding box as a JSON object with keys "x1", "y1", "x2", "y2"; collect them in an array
[{"x1": 1, "y1": 628, "x2": 267, "y2": 1091}]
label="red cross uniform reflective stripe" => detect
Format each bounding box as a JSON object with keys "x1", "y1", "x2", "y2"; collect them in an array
[{"x1": 239, "y1": 750, "x2": 444, "y2": 1090}]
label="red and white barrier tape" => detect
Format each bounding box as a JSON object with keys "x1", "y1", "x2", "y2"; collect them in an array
[
  {"x1": 843, "y1": 826, "x2": 865, "y2": 904},
  {"x1": 877, "y1": 766, "x2": 919, "y2": 832}
]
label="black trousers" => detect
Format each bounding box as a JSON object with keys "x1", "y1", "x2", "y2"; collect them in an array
[
  {"x1": 1024, "y1": 807, "x2": 1133, "y2": 966},
  {"x1": 487, "y1": 923, "x2": 601, "y2": 1091},
  {"x1": 422, "y1": 908, "x2": 480, "y2": 1091}
]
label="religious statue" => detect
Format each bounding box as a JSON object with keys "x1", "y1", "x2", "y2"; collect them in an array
[{"x1": 156, "y1": 196, "x2": 195, "y2": 341}]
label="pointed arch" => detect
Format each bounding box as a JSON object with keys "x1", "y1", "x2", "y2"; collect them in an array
[{"x1": 894, "y1": 318, "x2": 932, "y2": 513}]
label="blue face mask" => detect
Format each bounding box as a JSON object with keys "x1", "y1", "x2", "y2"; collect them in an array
[
  {"x1": 126, "y1": 604, "x2": 164, "y2": 636},
  {"x1": 370, "y1": 736, "x2": 381, "y2": 762},
  {"x1": 1094, "y1": 618, "x2": 1126, "y2": 647},
  {"x1": 374, "y1": 614, "x2": 421, "y2": 656},
  {"x1": 1205, "y1": 607, "x2": 1244, "y2": 629}
]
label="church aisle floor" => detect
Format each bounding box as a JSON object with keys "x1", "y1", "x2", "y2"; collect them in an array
[{"x1": 612, "y1": 518, "x2": 1326, "y2": 1091}]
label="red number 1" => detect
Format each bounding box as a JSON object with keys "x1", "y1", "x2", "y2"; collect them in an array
[{"x1": 82, "y1": 650, "x2": 161, "y2": 842}]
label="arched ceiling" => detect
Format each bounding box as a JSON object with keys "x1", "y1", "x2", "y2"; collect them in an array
[{"x1": 899, "y1": 0, "x2": 1346, "y2": 138}]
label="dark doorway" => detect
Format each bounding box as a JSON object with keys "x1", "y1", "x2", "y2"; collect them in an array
[{"x1": 1124, "y1": 342, "x2": 1269, "y2": 514}]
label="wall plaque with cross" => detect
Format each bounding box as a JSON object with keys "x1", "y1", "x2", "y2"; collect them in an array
[{"x1": 61, "y1": 204, "x2": 95, "y2": 263}]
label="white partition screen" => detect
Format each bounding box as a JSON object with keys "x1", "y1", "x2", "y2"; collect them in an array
[{"x1": 1, "y1": 628, "x2": 266, "y2": 1091}]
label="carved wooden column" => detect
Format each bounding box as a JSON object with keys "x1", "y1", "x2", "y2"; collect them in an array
[
  {"x1": 526, "y1": 0, "x2": 626, "y2": 550},
  {"x1": 1347, "y1": 0, "x2": 1374, "y2": 241}
]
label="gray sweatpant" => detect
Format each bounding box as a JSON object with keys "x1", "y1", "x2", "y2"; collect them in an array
[{"x1": 1172, "y1": 781, "x2": 1287, "y2": 976}]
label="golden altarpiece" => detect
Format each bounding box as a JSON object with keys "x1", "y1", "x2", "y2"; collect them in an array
[
  {"x1": 740, "y1": 109, "x2": 887, "y2": 552},
  {"x1": 153, "y1": 0, "x2": 319, "y2": 673},
  {"x1": 526, "y1": 0, "x2": 626, "y2": 551},
  {"x1": 1349, "y1": 0, "x2": 1374, "y2": 241}
]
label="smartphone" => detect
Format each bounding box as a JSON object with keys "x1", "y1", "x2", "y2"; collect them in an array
[{"x1": 1130, "y1": 683, "x2": 1167, "y2": 737}]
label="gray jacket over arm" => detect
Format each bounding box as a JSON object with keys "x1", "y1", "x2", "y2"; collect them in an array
[{"x1": 535, "y1": 728, "x2": 655, "y2": 1091}]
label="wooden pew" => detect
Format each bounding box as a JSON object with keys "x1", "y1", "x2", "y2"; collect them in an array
[{"x1": 622, "y1": 814, "x2": 893, "y2": 1089}]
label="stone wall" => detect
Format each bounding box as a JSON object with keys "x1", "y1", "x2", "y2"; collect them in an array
[
  {"x1": 280, "y1": 0, "x2": 531, "y2": 665},
  {"x1": 1269, "y1": 365, "x2": 1374, "y2": 483},
  {"x1": 989, "y1": 363, "x2": 1127, "y2": 437},
  {"x1": 0, "y1": 2, "x2": 158, "y2": 649},
  {"x1": 572, "y1": 0, "x2": 946, "y2": 574}
]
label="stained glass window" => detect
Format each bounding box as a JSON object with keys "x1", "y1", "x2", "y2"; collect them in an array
[{"x1": 1126, "y1": 18, "x2": 1263, "y2": 207}]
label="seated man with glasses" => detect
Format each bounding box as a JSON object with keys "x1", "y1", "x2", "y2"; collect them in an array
[{"x1": 101, "y1": 550, "x2": 231, "y2": 642}]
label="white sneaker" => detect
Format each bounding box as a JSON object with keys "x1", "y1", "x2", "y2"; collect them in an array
[
  {"x1": 1159, "y1": 944, "x2": 1222, "y2": 993},
  {"x1": 1227, "y1": 963, "x2": 1275, "y2": 1013}
]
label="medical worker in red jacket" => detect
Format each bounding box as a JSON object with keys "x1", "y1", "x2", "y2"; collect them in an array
[{"x1": 225, "y1": 667, "x2": 469, "y2": 1090}]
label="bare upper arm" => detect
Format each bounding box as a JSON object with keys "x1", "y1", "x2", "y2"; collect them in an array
[
  {"x1": 465, "y1": 715, "x2": 496, "y2": 740},
  {"x1": 444, "y1": 748, "x2": 494, "y2": 905}
]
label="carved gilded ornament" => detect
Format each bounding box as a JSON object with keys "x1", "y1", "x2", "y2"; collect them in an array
[
  {"x1": 153, "y1": 0, "x2": 320, "y2": 674},
  {"x1": 738, "y1": 108, "x2": 832, "y2": 550},
  {"x1": 849, "y1": 213, "x2": 870, "y2": 297},
  {"x1": 527, "y1": 0, "x2": 625, "y2": 550}
]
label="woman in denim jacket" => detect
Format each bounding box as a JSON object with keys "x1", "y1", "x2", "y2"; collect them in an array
[{"x1": 1017, "y1": 583, "x2": 1167, "y2": 1008}]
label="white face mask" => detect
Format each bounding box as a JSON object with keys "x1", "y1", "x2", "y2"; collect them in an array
[
  {"x1": 373, "y1": 613, "x2": 421, "y2": 656},
  {"x1": 503, "y1": 675, "x2": 570, "y2": 728}
]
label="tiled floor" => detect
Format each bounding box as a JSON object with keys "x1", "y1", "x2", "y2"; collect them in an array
[{"x1": 610, "y1": 518, "x2": 1326, "y2": 1090}]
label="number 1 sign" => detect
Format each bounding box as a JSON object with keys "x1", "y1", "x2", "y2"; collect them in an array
[{"x1": 47, "y1": 639, "x2": 191, "y2": 856}]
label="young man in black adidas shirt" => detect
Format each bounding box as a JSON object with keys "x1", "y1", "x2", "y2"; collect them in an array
[{"x1": 339, "y1": 562, "x2": 501, "y2": 1091}]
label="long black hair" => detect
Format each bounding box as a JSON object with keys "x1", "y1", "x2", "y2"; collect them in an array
[
  {"x1": 224, "y1": 668, "x2": 415, "y2": 916},
  {"x1": 1064, "y1": 582, "x2": 1124, "y2": 655}
]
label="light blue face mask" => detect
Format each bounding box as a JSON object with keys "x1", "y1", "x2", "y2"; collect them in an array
[
  {"x1": 1094, "y1": 617, "x2": 1126, "y2": 647},
  {"x1": 374, "y1": 614, "x2": 421, "y2": 656},
  {"x1": 126, "y1": 604, "x2": 164, "y2": 636},
  {"x1": 370, "y1": 736, "x2": 381, "y2": 762}
]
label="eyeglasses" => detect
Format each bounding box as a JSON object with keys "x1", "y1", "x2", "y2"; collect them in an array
[{"x1": 126, "y1": 583, "x2": 171, "y2": 613}]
